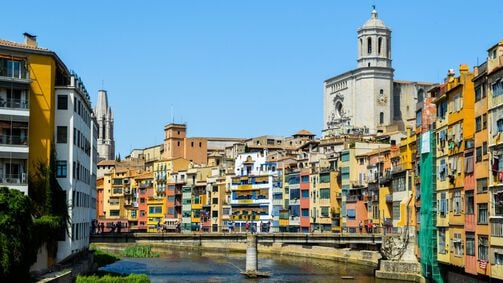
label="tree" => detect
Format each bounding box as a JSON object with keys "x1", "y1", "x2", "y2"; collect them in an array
[{"x1": 0, "y1": 187, "x2": 36, "y2": 281}]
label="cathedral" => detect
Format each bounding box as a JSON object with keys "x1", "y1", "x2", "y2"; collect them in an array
[
  {"x1": 323, "y1": 7, "x2": 433, "y2": 137},
  {"x1": 94, "y1": 89, "x2": 115, "y2": 161}
]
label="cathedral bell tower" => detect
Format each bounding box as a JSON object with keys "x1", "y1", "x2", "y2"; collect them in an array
[{"x1": 357, "y1": 7, "x2": 392, "y2": 69}]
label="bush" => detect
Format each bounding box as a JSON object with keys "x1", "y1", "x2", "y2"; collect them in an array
[
  {"x1": 76, "y1": 273, "x2": 150, "y2": 283},
  {"x1": 122, "y1": 245, "x2": 159, "y2": 258},
  {"x1": 0, "y1": 187, "x2": 36, "y2": 282},
  {"x1": 91, "y1": 249, "x2": 120, "y2": 267}
]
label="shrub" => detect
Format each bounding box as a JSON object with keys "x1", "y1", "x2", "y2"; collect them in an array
[
  {"x1": 122, "y1": 245, "x2": 159, "y2": 258},
  {"x1": 76, "y1": 273, "x2": 150, "y2": 283}
]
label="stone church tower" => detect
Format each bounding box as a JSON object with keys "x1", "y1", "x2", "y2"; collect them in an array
[
  {"x1": 323, "y1": 7, "x2": 394, "y2": 136},
  {"x1": 94, "y1": 90, "x2": 115, "y2": 161}
]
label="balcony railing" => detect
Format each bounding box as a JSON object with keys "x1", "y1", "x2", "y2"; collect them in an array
[
  {"x1": 0, "y1": 134, "x2": 28, "y2": 146},
  {"x1": 0, "y1": 98, "x2": 29, "y2": 110},
  {"x1": 346, "y1": 195, "x2": 361, "y2": 202},
  {"x1": 0, "y1": 173, "x2": 27, "y2": 184}
]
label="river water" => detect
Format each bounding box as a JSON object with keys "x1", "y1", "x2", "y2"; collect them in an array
[{"x1": 100, "y1": 249, "x2": 406, "y2": 282}]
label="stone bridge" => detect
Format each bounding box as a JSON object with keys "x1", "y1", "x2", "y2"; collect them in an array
[{"x1": 91, "y1": 232, "x2": 383, "y2": 248}]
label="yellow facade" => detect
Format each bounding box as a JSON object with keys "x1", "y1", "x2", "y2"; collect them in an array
[
  {"x1": 27, "y1": 54, "x2": 57, "y2": 171},
  {"x1": 330, "y1": 171, "x2": 342, "y2": 232},
  {"x1": 146, "y1": 197, "x2": 166, "y2": 232}
]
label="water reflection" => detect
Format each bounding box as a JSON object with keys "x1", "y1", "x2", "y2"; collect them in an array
[{"x1": 100, "y1": 249, "x2": 403, "y2": 282}]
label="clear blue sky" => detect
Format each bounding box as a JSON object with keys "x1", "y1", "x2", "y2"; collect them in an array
[{"x1": 2, "y1": 1, "x2": 502, "y2": 156}]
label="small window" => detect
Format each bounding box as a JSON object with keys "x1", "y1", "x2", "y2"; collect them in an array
[
  {"x1": 57, "y1": 95, "x2": 68, "y2": 110},
  {"x1": 380, "y1": 112, "x2": 384, "y2": 124},
  {"x1": 378, "y1": 37, "x2": 382, "y2": 54},
  {"x1": 367, "y1": 37, "x2": 372, "y2": 54},
  {"x1": 56, "y1": 161, "x2": 67, "y2": 177},
  {"x1": 57, "y1": 126, "x2": 68, "y2": 143}
]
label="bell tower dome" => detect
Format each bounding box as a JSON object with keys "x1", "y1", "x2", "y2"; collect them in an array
[{"x1": 357, "y1": 7, "x2": 392, "y2": 68}]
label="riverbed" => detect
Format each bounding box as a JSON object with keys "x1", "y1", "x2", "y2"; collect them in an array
[{"x1": 100, "y1": 249, "x2": 406, "y2": 282}]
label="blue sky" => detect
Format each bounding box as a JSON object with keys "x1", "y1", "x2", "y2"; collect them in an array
[{"x1": 2, "y1": 1, "x2": 502, "y2": 156}]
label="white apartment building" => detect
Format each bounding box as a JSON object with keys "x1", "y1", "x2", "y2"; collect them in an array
[{"x1": 54, "y1": 74, "x2": 97, "y2": 262}]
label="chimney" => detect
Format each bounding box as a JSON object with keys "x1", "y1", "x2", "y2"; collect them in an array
[{"x1": 23, "y1": 32, "x2": 37, "y2": 47}]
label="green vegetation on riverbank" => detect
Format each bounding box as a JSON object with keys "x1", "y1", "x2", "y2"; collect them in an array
[
  {"x1": 76, "y1": 273, "x2": 149, "y2": 283},
  {"x1": 91, "y1": 248, "x2": 120, "y2": 267},
  {"x1": 122, "y1": 245, "x2": 159, "y2": 258}
]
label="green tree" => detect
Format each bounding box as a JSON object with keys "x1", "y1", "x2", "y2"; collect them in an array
[{"x1": 0, "y1": 187, "x2": 36, "y2": 281}]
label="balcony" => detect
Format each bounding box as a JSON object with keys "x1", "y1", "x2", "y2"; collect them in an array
[
  {"x1": 0, "y1": 134, "x2": 28, "y2": 146},
  {"x1": 346, "y1": 195, "x2": 361, "y2": 203},
  {"x1": 0, "y1": 172, "x2": 27, "y2": 184}
]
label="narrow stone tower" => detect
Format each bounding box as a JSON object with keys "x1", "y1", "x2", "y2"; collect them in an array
[{"x1": 94, "y1": 90, "x2": 115, "y2": 161}]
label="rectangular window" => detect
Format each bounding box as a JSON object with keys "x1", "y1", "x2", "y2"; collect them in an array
[
  {"x1": 110, "y1": 210, "x2": 120, "y2": 216},
  {"x1": 466, "y1": 232, "x2": 475, "y2": 256},
  {"x1": 140, "y1": 210, "x2": 146, "y2": 217},
  {"x1": 212, "y1": 198, "x2": 218, "y2": 204},
  {"x1": 56, "y1": 126, "x2": 67, "y2": 143},
  {"x1": 475, "y1": 116, "x2": 482, "y2": 132},
  {"x1": 212, "y1": 211, "x2": 218, "y2": 218},
  {"x1": 56, "y1": 161, "x2": 67, "y2": 178},
  {"x1": 301, "y1": 208, "x2": 309, "y2": 217},
  {"x1": 149, "y1": 206, "x2": 162, "y2": 214},
  {"x1": 478, "y1": 236, "x2": 488, "y2": 261},
  {"x1": 477, "y1": 178, "x2": 488, "y2": 193},
  {"x1": 319, "y1": 173, "x2": 330, "y2": 183},
  {"x1": 453, "y1": 190, "x2": 462, "y2": 215},
  {"x1": 476, "y1": 147, "x2": 482, "y2": 162},
  {"x1": 57, "y1": 95, "x2": 68, "y2": 110},
  {"x1": 439, "y1": 228, "x2": 446, "y2": 254},
  {"x1": 475, "y1": 85, "x2": 482, "y2": 101},
  {"x1": 319, "y1": 188, "x2": 330, "y2": 199},
  {"x1": 301, "y1": 190, "x2": 309, "y2": 198},
  {"x1": 392, "y1": 201, "x2": 401, "y2": 220},
  {"x1": 321, "y1": 206, "x2": 329, "y2": 218},
  {"x1": 301, "y1": 175, "x2": 309, "y2": 183},
  {"x1": 483, "y1": 114, "x2": 487, "y2": 129},
  {"x1": 478, "y1": 203, "x2": 488, "y2": 224},
  {"x1": 483, "y1": 142, "x2": 487, "y2": 156},
  {"x1": 453, "y1": 233, "x2": 463, "y2": 256},
  {"x1": 466, "y1": 191, "x2": 474, "y2": 215}
]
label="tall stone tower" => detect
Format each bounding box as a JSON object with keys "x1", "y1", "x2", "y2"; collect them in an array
[
  {"x1": 94, "y1": 90, "x2": 115, "y2": 160},
  {"x1": 323, "y1": 7, "x2": 394, "y2": 136}
]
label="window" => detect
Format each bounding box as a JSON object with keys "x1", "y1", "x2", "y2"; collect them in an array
[
  {"x1": 56, "y1": 161, "x2": 67, "y2": 178},
  {"x1": 453, "y1": 190, "x2": 462, "y2": 215},
  {"x1": 378, "y1": 37, "x2": 382, "y2": 54},
  {"x1": 212, "y1": 198, "x2": 218, "y2": 204},
  {"x1": 439, "y1": 192, "x2": 448, "y2": 216},
  {"x1": 416, "y1": 110, "x2": 422, "y2": 126},
  {"x1": 476, "y1": 116, "x2": 482, "y2": 132},
  {"x1": 453, "y1": 233, "x2": 463, "y2": 257},
  {"x1": 483, "y1": 114, "x2": 487, "y2": 129},
  {"x1": 466, "y1": 232, "x2": 475, "y2": 256},
  {"x1": 496, "y1": 252, "x2": 503, "y2": 265},
  {"x1": 438, "y1": 228, "x2": 446, "y2": 254},
  {"x1": 301, "y1": 175, "x2": 309, "y2": 183},
  {"x1": 110, "y1": 210, "x2": 120, "y2": 217},
  {"x1": 320, "y1": 173, "x2": 330, "y2": 183},
  {"x1": 57, "y1": 95, "x2": 68, "y2": 110},
  {"x1": 478, "y1": 236, "x2": 488, "y2": 261},
  {"x1": 56, "y1": 126, "x2": 67, "y2": 143},
  {"x1": 492, "y1": 80, "x2": 503, "y2": 97},
  {"x1": 301, "y1": 190, "x2": 309, "y2": 198},
  {"x1": 321, "y1": 207, "x2": 329, "y2": 218},
  {"x1": 417, "y1": 89, "x2": 424, "y2": 103},
  {"x1": 495, "y1": 193, "x2": 503, "y2": 216},
  {"x1": 478, "y1": 203, "x2": 488, "y2": 224},
  {"x1": 476, "y1": 147, "x2": 482, "y2": 162},
  {"x1": 393, "y1": 201, "x2": 400, "y2": 220},
  {"x1": 212, "y1": 211, "x2": 218, "y2": 218},
  {"x1": 477, "y1": 178, "x2": 488, "y2": 193},
  {"x1": 149, "y1": 206, "x2": 162, "y2": 214},
  {"x1": 347, "y1": 209, "x2": 355, "y2": 219},
  {"x1": 140, "y1": 198, "x2": 145, "y2": 204},
  {"x1": 319, "y1": 188, "x2": 330, "y2": 199},
  {"x1": 367, "y1": 37, "x2": 372, "y2": 54},
  {"x1": 483, "y1": 142, "x2": 487, "y2": 156},
  {"x1": 466, "y1": 191, "x2": 474, "y2": 215},
  {"x1": 301, "y1": 208, "x2": 309, "y2": 217},
  {"x1": 437, "y1": 101, "x2": 447, "y2": 120},
  {"x1": 475, "y1": 85, "x2": 482, "y2": 101}
]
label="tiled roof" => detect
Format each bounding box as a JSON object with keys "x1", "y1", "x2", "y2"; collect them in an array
[
  {"x1": 294, "y1": 129, "x2": 315, "y2": 136},
  {"x1": 0, "y1": 39, "x2": 49, "y2": 51},
  {"x1": 98, "y1": 160, "x2": 116, "y2": 166}
]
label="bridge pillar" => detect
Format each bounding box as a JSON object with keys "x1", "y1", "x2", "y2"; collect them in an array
[{"x1": 245, "y1": 234, "x2": 257, "y2": 273}]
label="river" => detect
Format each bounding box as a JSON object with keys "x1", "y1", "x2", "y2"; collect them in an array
[{"x1": 100, "y1": 249, "x2": 407, "y2": 282}]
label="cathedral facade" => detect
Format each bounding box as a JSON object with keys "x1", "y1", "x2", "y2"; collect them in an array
[{"x1": 323, "y1": 8, "x2": 433, "y2": 137}]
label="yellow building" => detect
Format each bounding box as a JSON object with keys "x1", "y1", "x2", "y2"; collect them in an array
[
  {"x1": 487, "y1": 40, "x2": 503, "y2": 279},
  {"x1": 330, "y1": 170, "x2": 342, "y2": 233},
  {"x1": 146, "y1": 196, "x2": 166, "y2": 232},
  {"x1": 395, "y1": 129, "x2": 416, "y2": 230}
]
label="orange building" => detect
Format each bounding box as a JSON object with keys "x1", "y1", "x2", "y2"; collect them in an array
[{"x1": 162, "y1": 123, "x2": 208, "y2": 165}]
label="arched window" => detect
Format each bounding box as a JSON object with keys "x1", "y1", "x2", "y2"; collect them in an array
[
  {"x1": 380, "y1": 112, "x2": 384, "y2": 124},
  {"x1": 417, "y1": 89, "x2": 424, "y2": 103},
  {"x1": 378, "y1": 37, "x2": 382, "y2": 55},
  {"x1": 360, "y1": 38, "x2": 363, "y2": 56},
  {"x1": 367, "y1": 37, "x2": 372, "y2": 54}
]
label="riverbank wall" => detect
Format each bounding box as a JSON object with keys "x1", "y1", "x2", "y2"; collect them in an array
[{"x1": 92, "y1": 238, "x2": 381, "y2": 268}]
